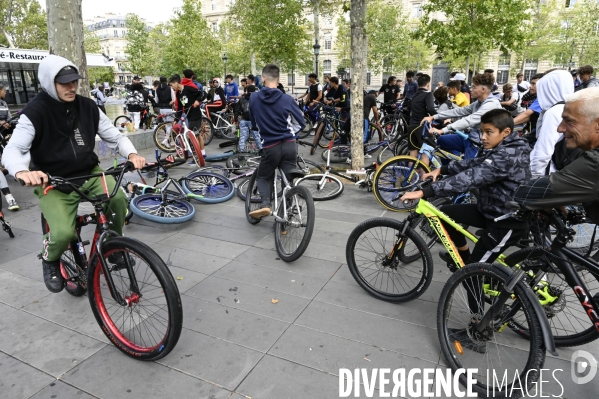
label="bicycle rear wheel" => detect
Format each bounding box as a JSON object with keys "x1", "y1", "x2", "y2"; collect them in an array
[
  {"x1": 322, "y1": 145, "x2": 351, "y2": 163},
  {"x1": 186, "y1": 131, "x2": 205, "y2": 167},
  {"x1": 346, "y1": 218, "x2": 434, "y2": 302},
  {"x1": 196, "y1": 117, "x2": 214, "y2": 146},
  {"x1": 114, "y1": 115, "x2": 132, "y2": 132},
  {"x1": 182, "y1": 171, "x2": 235, "y2": 203},
  {"x1": 296, "y1": 157, "x2": 324, "y2": 174},
  {"x1": 245, "y1": 169, "x2": 263, "y2": 224},
  {"x1": 217, "y1": 114, "x2": 237, "y2": 139},
  {"x1": 504, "y1": 246, "x2": 599, "y2": 347},
  {"x1": 297, "y1": 115, "x2": 313, "y2": 139},
  {"x1": 226, "y1": 153, "x2": 261, "y2": 175},
  {"x1": 295, "y1": 174, "x2": 344, "y2": 201},
  {"x1": 130, "y1": 193, "x2": 195, "y2": 224},
  {"x1": 373, "y1": 156, "x2": 431, "y2": 212},
  {"x1": 438, "y1": 263, "x2": 545, "y2": 397},
  {"x1": 154, "y1": 122, "x2": 176, "y2": 153},
  {"x1": 88, "y1": 237, "x2": 183, "y2": 360},
  {"x1": 274, "y1": 185, "x2": 315, "y2": 262}
]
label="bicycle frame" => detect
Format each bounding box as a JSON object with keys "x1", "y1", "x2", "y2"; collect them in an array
[{"x1": 271, "y1": 170, "x2": 301, "y2": 227}]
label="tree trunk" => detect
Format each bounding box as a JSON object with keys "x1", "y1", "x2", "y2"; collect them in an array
[
  {"x1": 312, "y1": 0, "x2": 320, "y2": 75},
  {"x1": 46, "y1": 0, "x2": 90, "y2": 97},
  {"x1": 350, "y1": 0, "x2": 367, "y2": 170},
  {"x1": 520, "y1": 55, "x2": 526, "y2": 74},
  {"x1": 1, "y1": 27, "x2": 16, "y2": 48},
  {"x1": 251, "y1": 51, "x2": 256, "y2": 75}
]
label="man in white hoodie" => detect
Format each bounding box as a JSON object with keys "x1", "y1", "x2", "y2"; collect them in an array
[{"x1": 530, "y1": 70, "x2": 577, "y2": 176}]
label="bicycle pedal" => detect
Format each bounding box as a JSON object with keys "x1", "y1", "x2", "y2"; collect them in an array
[
  {"x1": 37, "y1": 253, "x2": 43, "y2": 260},
  {"x1": 81, "y1": 240, "x2": 90, "y2": 246}
]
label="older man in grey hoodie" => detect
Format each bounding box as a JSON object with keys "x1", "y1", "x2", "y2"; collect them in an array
[{"x1": 2, "y1": 55, "x2": 146, "y2": 293}]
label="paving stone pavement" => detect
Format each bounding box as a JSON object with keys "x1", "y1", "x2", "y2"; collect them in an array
[{"x1": 0, "y1": 140, "x2": 597, "y2": 399}]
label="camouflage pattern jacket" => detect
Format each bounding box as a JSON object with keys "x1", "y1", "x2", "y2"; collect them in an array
[{"x1": 422, "y1": 131, "x2": 532, "y2": 220}]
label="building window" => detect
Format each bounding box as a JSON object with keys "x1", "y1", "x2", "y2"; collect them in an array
[
  {"x1": 119, "y1": 75, "x2": 124, "y2": 83},
  {"x1": 566, "y1": 0, "x2": 577, "y2": 7},
  {"x1": 411, "y1": 3, "x2": 422, "y2": 18},
  {"x1": 523, "y1": 59, "x2": 538, "y2": 82},
  {"x1": 212, "y1": 0, "x2": 216, "y2": 10},
  {"x1": 288, "y1": 74, "x2": 295, "y2": 86},
  {"x1": 305, "y1": 74, "x2": 311, "y2": 86},
  {"x1": 324, "y1": 15, "x2": 332, "y2": 25},
  {"x1": 324, "y1": 34, "x2": 331, "y2": 50},
  {"x1": 114, "y1": 30, "x2": 118, "y2": 37},
  {"x1": 116, "y1": 52, "x2": 121, "y2": 58},
  {"x1": 367, "y1": 72, "x2": 371, "y2": 86},
  {"x1": 212, "y1": 22, "x2": 218, "y2": 33},
  {"x1": 323, "y1": 60, "x2": 332, "y2": 73},
  {"x1": 497, "y1": 53, "x2": 510, "y2": 84}
]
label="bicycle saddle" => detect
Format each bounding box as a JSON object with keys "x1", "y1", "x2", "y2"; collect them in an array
[{"x1": 287, "y1": 169, "x2": 306, "y2": 180}]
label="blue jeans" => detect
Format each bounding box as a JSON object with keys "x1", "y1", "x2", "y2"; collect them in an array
[
  {"x1": 437, "y1": 134, "x2": 478, "y2": 159},
  {"x1": 239, "y1": 119, "x2": 262, "y2": 151},
  {"x1": 363, "y1": 119, "x2": 369, "y2": 143}
]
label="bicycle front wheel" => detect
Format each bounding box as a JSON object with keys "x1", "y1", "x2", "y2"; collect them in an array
[
  {"x1": 346, "y1": 218, "x2": 433, "y2": 302},
  {"x1": 130, "y1": 193, "x2": 195, "y2": 224},
  {"x1": 275, "y1": 185, "x2": 315, "y2": 262},
  {"x1": 438, "y1": 263, "x2": 545, "y2": 397},
  {"x1": 322, "y1": 145, "x2": 350, "y2": 163},
  {"x1": 88, "y1": 237, "x2": 183, "y2": 360},
  {"x1": 154, "y1": 122, "x2": 176, "y2": 153},
  {"x1": 296, "y1": 157, "x2": 324, "y2": 174},
  {"x1": 114, "y1": 115, "x2": 132, "y2": 132},
  {"x1": 401, "y1": 197, "x2": 451, "y2": 262},
  {"x1": 183, "y1": 171, "x2": 234, "y2": 203},
  {"x1": 295, "y1": 174, "x2": 344, "y2": 201},
  {"x1": 297, "y1": 115, "x2": 313, "y2": 139},
  {"x1": 186, "y1": 131, "x2": 205, "y2": 168},
  {"x1": 373, "y1": 156, "x2": 431, "y2": 212}
]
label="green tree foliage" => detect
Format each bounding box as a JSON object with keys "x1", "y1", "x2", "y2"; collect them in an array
[
  {"x1": 552, "y1": 0, "x2": 599, "y2": 68},
  {"x1": 218, "y1": 19, "x2": 255, "y2": 77},
  {"x1": 417, "y1": 0, "x2": 533, "y2": 73},
  {"x1": 83, "y1": 26, "x2": 101, "y2": 53},
  {"x1": 228, "y1": 0, "x2": 312, "y2": 72},
  {"x1": 0, "y1": 0, "x2": 48, "y2": 49},
  {"x1": 161, "y1": 0, "x2": 221, "y2": 81},
  {"x1": 124, "y1": 14, "x2": 154, "y2": 77}
]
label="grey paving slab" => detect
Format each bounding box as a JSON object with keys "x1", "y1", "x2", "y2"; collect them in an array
[
  {"x1": 315, "y1": 199, "x2": 385, "y2": 217},
  {"x1": 314, "y1": 280, "x2": 439, "y2": 329},
  {"x1": 254, "y1": 234, "x2": 346, "y2": 263},
  {"x1": 120, "y1": 221, "x2": 180, "y2": 243},
  {"x1": 0, "y1": 251, "x2": 44, "y2": 282},
  {"x1": 0, "y1": 310, "x2": 106, "y2": 377},
  {"x1": 158, "y1": 327, "x2": 263, "y2": 390},
  {"x1": 330, "y1": 263, "x2": 360, "y2": 286},
  {"x1": 151, "y1": 242, "x2": 233, "y2": 275},
  {"x1": 0, "y1": 351, "x2": 55, "y2": 399},
  {"x1": 185, "y1": 276, "x2": 310, "y2": 323},
  {"x1": 196, "y1": 212, "x2": 272, "y2": 231},
  {"x1": 0, "y1": 241, "x2": 34, "y2": 265},
  {"x1": 21, "y1": 293, "x2": 109, "y2": 343},
  {"x1": 181, "y1": 295, "x2": 290, "y2": 352},
  {"x1": 234, "y1": 247, "x2": 342, "y2": 280},
  {"x1": 295, "y1": 300, "x2": 440, "y2": 363},
  {"x1": 29, "y1": 380, "x2": 96, "y2": 399},
  {"x1": 213, "y1": 260, "x2": 329, "y2": 299},
  {"x1": 309, "y1": 227, "x2": 350, "y2": 248},
  {"x1": 178, "y1": 221, "x2": 272, "y2": 246},
  {"x1": 160, "y1": 232, "x2": 251, "y2": 260},
  {"x1": 0, "y1": 270, "x2": 51, "y2": 308},
  {"x1": 62, "y1": 345, "x2": 231, "y2": 399},
  {"x1": 0, "y1": 302, "x2": 16, "y2": 317},
  {"x1": 168, "y1": 265, "x2": 209, "y2": 294},
  {"x1": 1, "y1": 211, "x2": 42, "y2": 234},
  {"x1": 313, "y1": 217, "x2": 364, "y2": 235},
  {"x1": 3, "y1": 228, "x2": 44, "y2": 253},
  {"x1": 236, "y1": 354, "x2": 341, "y2": 399},
  {"x1": 269, "y1": 324, "x2": 438, "y2": 375},
  {"x1": 310, "y1": 209, "x2": 377, "y2": 225}
]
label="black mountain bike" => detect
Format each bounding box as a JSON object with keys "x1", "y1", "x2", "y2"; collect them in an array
[{"x1": 26, "y1": 163, "x2": 183, "y2": 360}]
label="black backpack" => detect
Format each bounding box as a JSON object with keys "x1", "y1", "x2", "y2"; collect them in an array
[
  {"x1": 547, "y1": 101, "x2": 583, "y2": 172},
  {"x1": 239, "y1": 94, "x2": 251, "y2": 120}
]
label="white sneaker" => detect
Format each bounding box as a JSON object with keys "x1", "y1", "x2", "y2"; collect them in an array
[
  {"x1": 161, "y1": 137, "x2": 172, "y2": 148},
  {"x1": 7, "y1": 198, "x2": 19, "y2": 211},
  {"x1": 364, "y1": 154, "x2": 372, "y2": 159}
]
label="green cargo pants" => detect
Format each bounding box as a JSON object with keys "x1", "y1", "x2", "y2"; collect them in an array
[{"x1": 35, "y1": 166, "x2": 128, "y2": 261}]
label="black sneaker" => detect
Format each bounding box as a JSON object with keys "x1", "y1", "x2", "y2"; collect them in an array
[
  {"x1": 448, "y1": 328, "x2": 487, "y2": 354},
  {"x1": 439, "y1": 252, "x2": 459, "y2": 272},
  {"x1": 107, "y1": 252, "x2": 136, "y2": 271},
  {"x1": 42, "y1": 260, "x2": 64, "y2": 293}
]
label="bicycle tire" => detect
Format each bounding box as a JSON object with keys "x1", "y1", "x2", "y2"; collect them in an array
[
  {"x1": 153, "y1": 122, "x2": 176, "y2": 153},
  {"x1": 297, "y1": 115, "x2": 313, "y2": 139},
  {"x1": 88, "y1": 237, "x2": 183, "y2": 360},
  {"x1": 376, "y1": 138, "x2": 408, "y2": 164},
  {"x1": 322, "y1": 145, "x2": 351, "y2": 163},
  {"x1": 296, "y1": 158, "x2": 324, "y2": 175},
  {"x1": 182, "y1": 171, "x2": 235, "y2": 204},
  {"x1": 274, "y1": 185, "x2": 315, "y2": 262},
  {"x1": 226, "y1": 153, "x2": 261, "y2": 175},
  {"x1": 504, "y1": 246, "x2": 599, "y2": 347},
  {"x1": 217, "y1": 113, "x2": 237, "y2": 139},
  {"x1": 130, "y1": 193, "x2": 195, "y2": 224},
  {"x1": 373, "y1": 156, "x2": 431, "y2": 212},
  {"x1": 42, "y1": 221, "x2": 86, "y2": 296},
  {"x1": 196, "y1": 117, "x2": 214, "y2": 146},
  {"x1": 437, "y1": 263, "x2": 545, "y2": 397},
  {"x1": 245, "y1": 169, "x2": 263, "y2": 224},
  {"x1": 186, "y1": 130, "x2": 205, "y2": 168},
  {"x1": 295, "y1": 174, "x2": 344, "y2": 201},
  {"x1": 114, "y1": 115, "x2": 132, "y2": 131},
  {"x1": 346, "y1": 218, "x2": 434, "y2": 302},
  {"x1": 310, "y1": 121, "x2": 326, "y2": 155},
  {"x1": 318, "y1": 126, "x2": 337, "y2": 149},
  {"x1": 236, "y1": 177, "x2": 252, "y2": 202}
]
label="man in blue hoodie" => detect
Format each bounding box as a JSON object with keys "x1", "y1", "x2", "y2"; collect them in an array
[{"x1": 248, "y1": 64, "x2": 306, "y2": 219}]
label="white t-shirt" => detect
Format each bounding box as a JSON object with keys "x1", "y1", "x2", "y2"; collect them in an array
[{"x1": 516, "y1": 80, "x2": 531, "y2": 95}]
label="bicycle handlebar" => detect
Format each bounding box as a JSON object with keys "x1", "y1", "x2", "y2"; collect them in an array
[{"x1": 18, "y1": 162, "x2": 135, "y2": 201}]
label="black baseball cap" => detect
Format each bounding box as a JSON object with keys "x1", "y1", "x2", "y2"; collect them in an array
[
  {"x1": 54, "y1": 66, "x2": 83, "y2": 83},
  {"x1": 133, "y1": 75, "x2": 141, "y2": 80}
]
